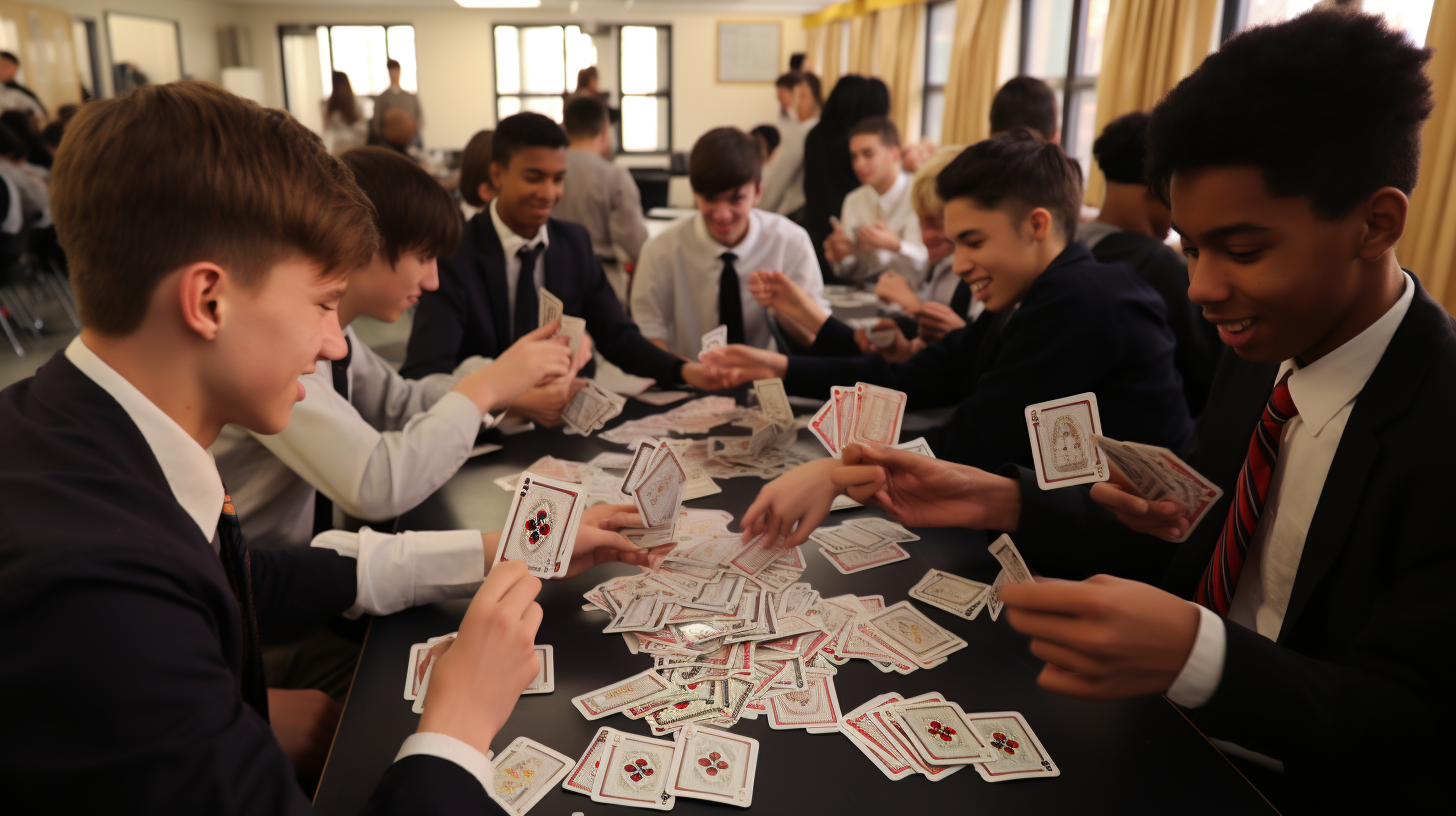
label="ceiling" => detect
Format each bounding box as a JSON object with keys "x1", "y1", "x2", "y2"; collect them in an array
[{"x1": 222, "y1": 0, "x2": 828, "y2": 11}]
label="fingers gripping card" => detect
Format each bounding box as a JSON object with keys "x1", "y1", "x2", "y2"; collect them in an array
[
  {"x1": 495, "y1": 472, "x2": 584, "y2": 578},
  {"x1": 1024, "y1": 392, "x2": 1108, "y2": 489}
]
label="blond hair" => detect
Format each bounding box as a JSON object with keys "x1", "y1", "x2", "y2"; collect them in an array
[{"x1": 910, "y1": 145, "x2": 965, "y2": 219}]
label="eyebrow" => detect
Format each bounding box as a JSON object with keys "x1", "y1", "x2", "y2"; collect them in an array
[
  {"x1": 1171, "y1": 220, "x2": 1273, "y2": 242},
  {"x1": 952, "y1": 228, "x2": 985, "y2": 242}
]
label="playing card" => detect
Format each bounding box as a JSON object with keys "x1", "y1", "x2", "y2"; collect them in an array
[
  {"x1": 986, "y1": 569, "x2": 1008, "y2": 621},
  {"x1": 590, "y1": 731, "x2": 678, "y2": 810},
  {"x1": 767, "y1": 674, "x2": 842, "y2": 732},
  {"x1": 558, "y1": 314, "x2": 587, "y2": 356},
  {"x1": 563, "y1": 727, "x2": 615, "y2": 794},
  {"x1": 562, "y1": 382, "x2": 609, "y2": 436},
  {"x1": 572, "y1": 669, "x2": 674, "y2": 719},
  {"x1": 619, "y1": 439, "x2": 660, "y2": 499},
  {"x1": 489, "y1": 736, "x2": 573, "y2": 816},
  {"x1": 869, "y1": 692, "x2": 963, "y2": 781},
  {"x1": 849, "y1": 382, "x2": 908, "y2": 446},
  {"x1": 411, "y1": 655, "x2": 433, "y2": 713},
  {"x1": 700, "y1": 324, "x2": 728, "y2": 356},
  {"x1": 965, "y1": 711, "x2": 1060, "y2": 782},
  {"x1": 538, "y1": 287, "x2": 564, "y2": 329},
  {"x1": 634, "y1": 390, "x2": 692, "y2": 406},
  {"x1": 819, "y1": 542, "x2": 910, "y2": 574},
  {"x1": 831, "y1": 385, "x2": 856, "y2": 451},
  {"x1": 603, "y1": 594, "x2": 664, "y2": 633},
  {"x1": 1093, "y1": 434, "x2": 1225, "y2": 542},
  {"x1": 808, "y1": 396, "x2": 839, "y2": 455},
  {"x1": 495, "y1": 472, "x2": 584, "y2": 578},
  {"x1": 633, "y1": 445, "x2": 687, "y2": 530},
  {"x1": 752, "y1": 378, "x2": 794, "y2": 429},
  {"x1": 868, "y1": 326, "x2": 899, "y2": 348},
  {"x1": 848, "y1": 517, "x2": 919, "y2": 542},
  {"x1": 1024, "y1": 392, "x2": 1108, "y2": 489},
  {"x1": 866, "y1": 601, "x2": 966, "y2": 668},
  {"x1": 890, "y1": 436, "x2": 935, "y2": 458},
  {"x1": 839, "y1": 693, "x2": 917, "y2": 780},
  {"x1": 403, "y1": 633, "x2": 455, "y2": 701},
  {"x1": 909, "y1": 569, "x2": 991, "y2": 620},
  {"x1": 888, "y1": 700, "x2": 996, "y2": 765},
  {"x1": 666, "y1": 723, "x2": 758, "y2": 807},
  {"x1": 524, "y1": 645, "x2": 554, "y2": 694},
  {"x1": 727, "y1": 534, "x2": 786, "y2": 578},
  {"x1": 988, "y1": 534, "x2": 1034, "y2": 585}
]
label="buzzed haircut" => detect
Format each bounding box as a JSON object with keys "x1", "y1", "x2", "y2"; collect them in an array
[
  {"x1": 937, "y1": 130, "x2": 1083, "y2": 240},
  {"x1": 51, "y1": 80, "x2": 376, "y2": 335},
  {"x1": 990, "y1": 76, "x2": 1058, "y2": 141},
  {"x1": 459, "y1": 129, "x2": 494, "y2": 207},
  {"x1": 689, "y1": 127, "x2": 762, "y2": 198},
  {"x1": 341, "y1": 147, "x2": 461, "y2": 264},
  {"x1": 849, "y1": 115, "x2": 901, "y2": 149},
  {"x1": 789, "y1": 53, "x2": 806, "y2": 72},
  {"x1": 1147, "y1": 10, "x2": 1432, "y2": 219},
  {"x1": 0, "y1": 125, "x2": 24, "y2": 160},
  {"x1": 0, "y1": 51, "x2": 17, "y2": 66},
  {"x1": 775, "y1": 72, "x2": 800, "y2": 90},
  {"x1": 490, "y1": 111, "x2": 568, "y2": 169},
  {"x1": 1092, "y1": 111, "x2": 1151, "y2": 186},
  {"x1": 751, "y1": 124, "x2": 780, "y2": 155},
  {"x1": 563, "y1": 94, "x2": 609, "y2": 140},
  {"x1": 386, "y1": 58, "x2": 400, "y2": 71}
]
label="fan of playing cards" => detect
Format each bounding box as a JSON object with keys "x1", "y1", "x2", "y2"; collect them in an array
[{"x1": 808, "y1": 382, "x2": 910, "y2": 455}]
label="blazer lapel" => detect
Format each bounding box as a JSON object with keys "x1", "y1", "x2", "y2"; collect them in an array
[
  {"x1": 541, "y1": 219, "x2": 567, "y2": 302},
  {"x1": 475, "y1": 216, "x2": 512, "y2": 352}
]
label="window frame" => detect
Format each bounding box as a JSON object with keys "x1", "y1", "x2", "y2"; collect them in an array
[
  {"x1": 615, "y1": 24, "x2": 674, "y2": 156},
  {"x1": 921, "y1": 0, "x2": 957, "y2": 142},
  {"x1": 276, "y1": 22, "x2": 416, "y2": 114},
  {"x1": 1016, "y1": 0, "x2": 1099, "y2": 155}
]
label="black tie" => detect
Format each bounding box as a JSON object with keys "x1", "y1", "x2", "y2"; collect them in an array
[
  {"x1": 312, "y1": 336, "x2": 352, "y2": 536},
  {"x1": 513, "y1": 243, "x2": 544, "y2": 342},
  {"x1": 718, "y1": 252, "x2": 745, "y2": 345},
  {"x1": 219, "y1": 493, "x2": 269, "y2": 720},
  {"x1": 949, "y1": 280, "x2": 973, "y2": 320}
]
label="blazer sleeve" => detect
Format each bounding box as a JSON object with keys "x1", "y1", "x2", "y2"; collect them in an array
[
  {"x1": 364, "y1": 756, "x2": 506, "y2": 816},
  {"x1": 572, "y1": 229, "x2": 682, "y2": 383},
  {"x1": 402, "y1": 256, "x2": 471, "y2": 379},
  {"x1": 784, "y1": 324, "x2": 975, "y2": 406}
]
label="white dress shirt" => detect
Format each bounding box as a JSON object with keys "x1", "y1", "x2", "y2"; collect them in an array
[
  {"x1": 834, "y1": 171, "x2": 929, "y2": 285},
  {"x1": 1167, "y1": 272, "x2": 1415, "y2": 767},
  {"x1": 630, "y1": 209, "x2": 829, "y2": 359},
  {"x1": 63, "y1": 336, "x2": 494, "y2": 786},
  {"x1": 491, "y1": 198, "x2": 549, "y2": 339},
  {"x1": 211, "y1": 324, "x2": 499, "y2": 550},
  {"x1": 759, "y1": 115, "x2": 817, "y2": 217}
]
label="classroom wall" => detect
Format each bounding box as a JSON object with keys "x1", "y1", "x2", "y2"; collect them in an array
[{"x1": 43, "y1": 0, "x2": 232, "y2": 96}]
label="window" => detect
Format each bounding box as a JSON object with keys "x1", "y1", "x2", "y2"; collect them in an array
[
  {"x1": 922, "y1": 0, "x2": 957, "y2": 143},
  {"x1": 493, "y1": 23, "x2": 672, "y2": 153},
  {"x1": 278, "y1": 24, "x2": 417, "y2": 133},
  {"x1": 1229, "y1": 0, "x2": 1433, "y2": 45},
  {"x1": 1017, "y1": 0, "x2": 1110, "y2": 172}
]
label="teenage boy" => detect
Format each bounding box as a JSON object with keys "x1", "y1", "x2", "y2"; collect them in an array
[
  {"x1": 823, "y1": 116, "x2": 927, "y2": 284},
  {"x1": 760, "y1": 72, "x2": 822, "y2": 219},
  {"x1": 371, "y1": 57, "x2": 422, "y2": 146},
  {"x1": 0, "y1": 81, "x2": 655, "y2": 813},
  {"x1": 553, "y1": 94, "x2": 649, "y2": 303},
  {"x1": 989, "y1": 75, "x2": 1058, "y2": 142},
  {"x1": 402, "y1": 112, "x2": 728, "y2": 401},
  {"x1": 630, "y1": 126, "x2": 828, "y2": 358},
  {"x1": 704, "y1": 131, "x2": 1191, "y2": 470},
  {"x1": 744, "y1": 12, "x2": 1449, "y2": 812}
]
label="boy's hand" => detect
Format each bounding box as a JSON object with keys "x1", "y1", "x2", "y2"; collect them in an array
[
  {"x1": 268, "y1": 688, "x2": 341, "y2": 782},
  {"x1": 455, "y1": 322, "x2": 573, "y2": 412},
  {"x1": 417, "y1": 561, "x2": 542, "y2": 757},
  {"x1": 857, "y1": 220, "x2": 902, "y2": 253},
  {"x1": 855, "y1": 318, "x2": 916, "y2": 362},
  {"x1": 1001, "y1": 575, "x2": 1200, "y2": 701},
  {"x1": 563, "y1": 504, "x2": 659, "y2": 578},
  {"x1": 680, "y1": 362, "x2": 736, "y2": 392},
  {"x1": 875, "y1": 271, "x2": 921, "y2": 313},
  {"x1": 740, "y1": 457, "x2": 844, "y2": 548},
  {"x1": 833, "y1": 443, "x2": 1022, "y2": 531},
  {"x1": 917, "y1": 301, "x2": 967, "y2": 342},
  {"x1": 824, "y1": 225, "x2": 854, "y2": 264},
  {"x1": 1089, "y1": 470, "x2": 1190, "y2": 542},
  {"x1": 509, "y1": 376, "x2": 588, "y2": 427},
  {"x1": 699, "y1": 344, "x2": 787, "y2": 386}
]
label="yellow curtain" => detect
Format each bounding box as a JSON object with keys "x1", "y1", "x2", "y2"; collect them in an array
[
  {"x1": 874, "y1": 4, "x2": 925, "y2": 140},
  {"x1": 1085, "y1": 0, "x2": 1220, "y2": 204},
  {"x1": 940, "y1": 0, "x2": 1013, "y2": 145},
  {"x1": 848, "y1": 13, "x2": 877, "y2": 74},
  {"x1": 820, "y1": 20, "x2": 844, "y2": 94},
  {"x1": 805, "y1": 24, "x2": 825, "y2": 77},
  {"x1": 1406, "y1": 0, "x2": 1456, "y2": 306}
]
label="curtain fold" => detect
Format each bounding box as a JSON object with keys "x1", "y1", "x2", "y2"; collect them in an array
[
  {"x1": 1406, "y1": 0, "x2": 1456, "y2": 307},
  {"x1": 940, "y1": 0, "x2": 1012, "y2": 145},
  {"x1": 805, "y1": 24, "x2": 825, "y2": 78},
  {"x1": 848, "y1": 13, "x2": 877, "y2": 74},
  {"x1": 1085, "y1": 0, "x2": 1220, "y2": 204},
  {"x1": 874, "y1": 4, "x2": 926, "y2": 140}
]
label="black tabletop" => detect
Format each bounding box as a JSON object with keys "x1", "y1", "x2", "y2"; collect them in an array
[{"x1": 313, "y1": 398, "x2": 1274, "y2": 815}]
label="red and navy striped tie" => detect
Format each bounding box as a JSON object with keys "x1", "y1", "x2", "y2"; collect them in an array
[{"x1": 1196, "y1": 372, "x2": 1299, "y2": 615}]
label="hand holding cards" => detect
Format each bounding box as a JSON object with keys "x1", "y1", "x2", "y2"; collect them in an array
[
  {"x1": 1093, "y1": 434, "x2": 1224, "y2": 541},
  {"x1": 1025, "y1": 392, "x2": 1108, "y2": 489},
  {"x1": 493, "y1": 472, "x2": 586, "y2": 578},
  {"x1": 809, "y1": 382, "x2": 908, "y2": 455}
]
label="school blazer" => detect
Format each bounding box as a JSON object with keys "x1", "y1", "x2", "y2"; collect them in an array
[
  {"x1": 401, "y1": 213, "x2": 681, "y2": 383},
  {"x1": 784, "y1": 243, "x2": 1194, "y2": 470},
  {"x1": 0, "y1": 354, "x2": 501, "y2": 815},
  {"x1": 1007, "y1": 275, "x2": 1456, "y2": 809}
]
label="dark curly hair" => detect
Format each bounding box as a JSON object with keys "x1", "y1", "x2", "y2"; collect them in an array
[
  {"x1": 1146, "y1": 10, "x2": 1433, "y2": 219},
  {"x1": 1093, "y1": 111, "x2": 1151, "y2": 186},
  {"x1": 936, "y1": 129, "x2": 1083, "y2": 240}
]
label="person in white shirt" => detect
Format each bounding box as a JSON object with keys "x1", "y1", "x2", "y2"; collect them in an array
[
  {"x1": 631, "y1": 126, "x2": 828, "y2": 359},
  {"x1": 213, "y1": 147, "x2": 591, "y2": 551},
  {"x1": 824, "y1": 116, "x2": 928, "y2": 285},
  {"x1": 759, "y1": 72, "x2": 822, "y2": 219}
]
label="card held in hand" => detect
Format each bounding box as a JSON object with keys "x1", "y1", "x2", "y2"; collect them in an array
[
  {"x1": 700, "y1": 324, "x2": 728, "y2": 357},
  {"x1": 633, "y1": 444, "x2": 687, "y2": 530},
  {"x1": 538, "y1": 287, "x2": 564, "y2": 330},
  {"x1": 850, "y1": 382, "x2": 908, "y2": 446},
  {"x1": 1093, "y1": 434, "x2": 1224, "y2": 542},
  {"x1": 1024, "y1": 392, "x2": 1108, "y2": 489},
  {"x1": 494, "y1": 472, "x2": 585, "y2": 579}
]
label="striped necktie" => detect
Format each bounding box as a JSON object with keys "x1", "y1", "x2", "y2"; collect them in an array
[
  {"x1": 1196, "y1": 372, "x2": 1299, "y2": 615},
  {"x1": 218, "y1": 493, "x2": 269, "y2": 720}
]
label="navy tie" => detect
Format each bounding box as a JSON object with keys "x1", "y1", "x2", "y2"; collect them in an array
[
  {"x1": 514, "y1": 243, "x2": 544, "y2": 342},
  {"x1": 218, "y1": 493, "x2": 269, "y2": 720},
  {"x1": 718, "y1": 252, "x2": 745, "y2": 345}
]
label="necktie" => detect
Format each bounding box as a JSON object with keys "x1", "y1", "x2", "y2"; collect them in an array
[
  {"x1": 1196, "y1": 372, "x2": 1299, "y2": 615},
  {"x1": 513, "y1": 243, "x2": 544, "y2": 342},
  {"x1": 312, "y1": 335, "x2": 352, "y2": 536},
  {"x1": 718, "y1": 252, "x2": 745, "y2": 345},
  {"x1": 218, "y1": 493, "x2": 270, "y2": 720},
  {"x1": 949, "y1": 280, "x2": 973, "y2": 319}
]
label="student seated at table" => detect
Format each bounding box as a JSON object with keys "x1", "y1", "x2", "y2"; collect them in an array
[
  {"x1": 823, "y1": 116, "x2": 928, "y2": 285},
  {"x1": 402, "y1": 112, "x2": 727, "y2": 403},
  {"x1": 990, "y1": 75, "x2": 1059, "y2": 142},
  {"x1": 630, "y1": 126, "x2": 828, "y2": 359},
  {"x1": 741, "y1": 12, "x2": 1448, "y2": 812},
  {"x1": 1082, "y1": 111, "x2": 1220, "y2": 416},
  {"x1": 703, "y1": 131, "x2": 1191, "y2": 470},
  {"x1": 212, "y1": 146, "x2": 581, "y2": 553},
  {"x1": 0, "y1": 81, "x2": 658, "y2": 814}
]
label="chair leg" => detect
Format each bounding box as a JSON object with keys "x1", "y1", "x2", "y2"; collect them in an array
[
  {"x1": 40, "y1": 268, "x2": 79, "y2": 329},
  {"x1": 0, "y1": 303, "x2": 24, "y2": 357},
  {"x1": 0, "y1": 285, "x2": 42, "y2": 336}
]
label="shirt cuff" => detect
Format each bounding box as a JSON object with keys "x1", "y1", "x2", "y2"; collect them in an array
[
  {"x1": 396, "y1": 732, "x2": 493, "y2": 793},
  {"x1": 1166, "y1": 603, "x2": 1227, "y2": 709},
  {"x1": 311, "y1": 527, "x2": 486, "y2": 618}
]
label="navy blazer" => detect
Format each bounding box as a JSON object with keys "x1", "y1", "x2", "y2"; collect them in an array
[
  {"x1": 785, "y1": 243, "x2": 1193, "y2": 469},
  {"x1": 1007, "y1": 274, "x2": 1456, "y2": 809},
  {"x1": 402, "y1": 212, "x2": 682, "y2": 383},
  {"x1": 0, "y1": 354, "x2": 501, "y2": 815}
]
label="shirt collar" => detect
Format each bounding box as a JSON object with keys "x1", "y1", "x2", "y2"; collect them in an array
[
  {"x1": 877, "y1": 171, "x2": 911, "y2": 212},
  {"x1": 64, "y1": 337, "x2": 225, "y2": 542},
  {"x1": 489, "y1": 198, "x2": 549, "y2": 259},
  {"x1": 1279, "y1": 271, "x2": 1415, "y2": 437},
  {"x1": 693, "y1": 208, "x2": 761, "y2": 258}
]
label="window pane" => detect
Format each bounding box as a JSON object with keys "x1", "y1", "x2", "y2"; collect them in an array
[
  {"x1": 1025, "y1": 0, "x2": 1073, "y2": 79},
  {"x1": 1244, "y1": 0, "x2": 1320, "y2": 29},
  {"x1": 316, "y1": 26, "x2": 332, "y2": 96},
  {"x1": 522, "y1": 95, "x2": 564, "y2": 122},
  {"x1": 330, "y1": 26, "x2": 391, "y2": 96},
  {"x1": 923, "y1": 89, "x2": 946, "y2": 143},
  {"x1": 1079, "y1": 0, "x2": 1110, "y2": 76},
  {"x1": 495, "y1": 27, "x2": 521, "y2": 94},
  {"x1": 622, "y1": 95, "x2": 667, "y2": 152},
  {"x1": 386, "y1": 26, "x2": 417, "y2": 92},
  {"x1": 521, "y1": 26, "x2": 565, "y2": 94},
  {"x1": 498, "y1": 95, "x2": 522, "y2": 120},
  {"x1": 1362, "y1": 0, "x2": 1435, "y2": 45},
  {"x1": 566, "y1": 25, "x2": 597, "y2": 92},
  {"x1": 621, "y1": 26, "x2": 659, "y2": 94},
  {"x1": 1067, "y1": 87, "x2": 1097, "y2": 172},
  {"x1": 926, "y1": 1, "x2": 957, "y2": 85}
]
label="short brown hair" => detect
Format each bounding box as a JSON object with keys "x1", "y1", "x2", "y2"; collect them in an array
[
  {"x1": 849, "y1": 115, "x2": 900, "y2": 149},
  {"x1": 51, "y1": 81, "x2": 377, "y2": 335},
  {"x1": 936, "y1": 130, "x2": 1083, "y2": 240},
  {"x1": 460, "y1": 129, "x2": 494, "y2": 207},
  {"x1": 563, "y1": 94, "x2": 608, "y2": 140},
  {"x1": 689, "y1": 127, "x2": 761, "y2": 198},
  {"x1": 341, "y1": 147, "x2": 460, "y2": 264}
]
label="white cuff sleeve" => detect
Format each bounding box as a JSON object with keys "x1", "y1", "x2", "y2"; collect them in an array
[
  {"x1": 395, "y1": 732, "x2": 493, "y2": 792},
  {"x1": 311, "y1": 527, "x2": 486, "y2": 618},
  {"x1": 1166, "y1": 603, "x2": 1227, "y2": 709}
]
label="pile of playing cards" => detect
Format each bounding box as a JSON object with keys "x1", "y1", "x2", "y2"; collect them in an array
[
  {"x1": 618, "y1": 440, "x2": 691, "y2": 547},
  {"x1": 493, "y1": 472, "x2": 588, "y2": 578},
  {"x1": 563, "y1": 380, "x2": 627, "y2": 437},
  {"x1": 808, "y1": 517, "x2": 918, "y2": 575},
  {"x1": 599, "y1": 396, "x2": 747, "y2": 445},
  {"x1": 563, "y1": 722, "x2": 759, "y2": 809},
  {"x1": 404, "y1": 637, "x2": 552, "y2": 714},
  {"x1": 841, "y1": 693, "x2": 1058, "y2": 783},
  {"x1": 809, "y1": 382, "x2": 909, "y2": 455}
]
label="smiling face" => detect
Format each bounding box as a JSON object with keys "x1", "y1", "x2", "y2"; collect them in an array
[
  {"x1": 943, "y1": 197, "x2": 1051, "y2": 312},
  {"x1": 1173, "y1": 165, "x2": 1371, "y2": 365},
  {"x1": 341, "y1": 250, "x2": 440, "y2": 324},
  {"x1": 490, "y1": 146, "x2": 566, "y2": 237},
  {"x1": 694, "y1": 181, "x2": 761, "y2": 248},
  {"x1": 919, "y1": 211, "x2": 950, "y2": 265},
  {"x1": 850, "y1": 133, "x2": 900, "y2": 192}
]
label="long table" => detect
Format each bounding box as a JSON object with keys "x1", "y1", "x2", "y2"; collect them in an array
[{"x1": 313, "y1": 400, "x2": 1275, "y2": 815}]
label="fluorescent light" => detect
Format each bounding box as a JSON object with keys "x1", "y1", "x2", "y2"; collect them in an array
[{"x1": 454, "y1": 0, "x2": 542, "y2": 8}]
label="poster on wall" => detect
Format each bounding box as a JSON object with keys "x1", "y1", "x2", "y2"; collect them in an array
[{"x1": 717, "y1": 21, "x2": 780, "y2": 83}]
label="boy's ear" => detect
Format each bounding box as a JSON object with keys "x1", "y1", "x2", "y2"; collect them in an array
[
  {"x1": 177, "y1": 261, "x2": 227, "y2": 341},
  {"x1": 1024, "y1": 207, "x2": 1053, "y2": 242},
  {"x1": 488, "y1": 160, "x2": 505, "y2": 191},
  {"x1": 1357, "y1": 186, "x2": 1408, "y2": 262}
]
